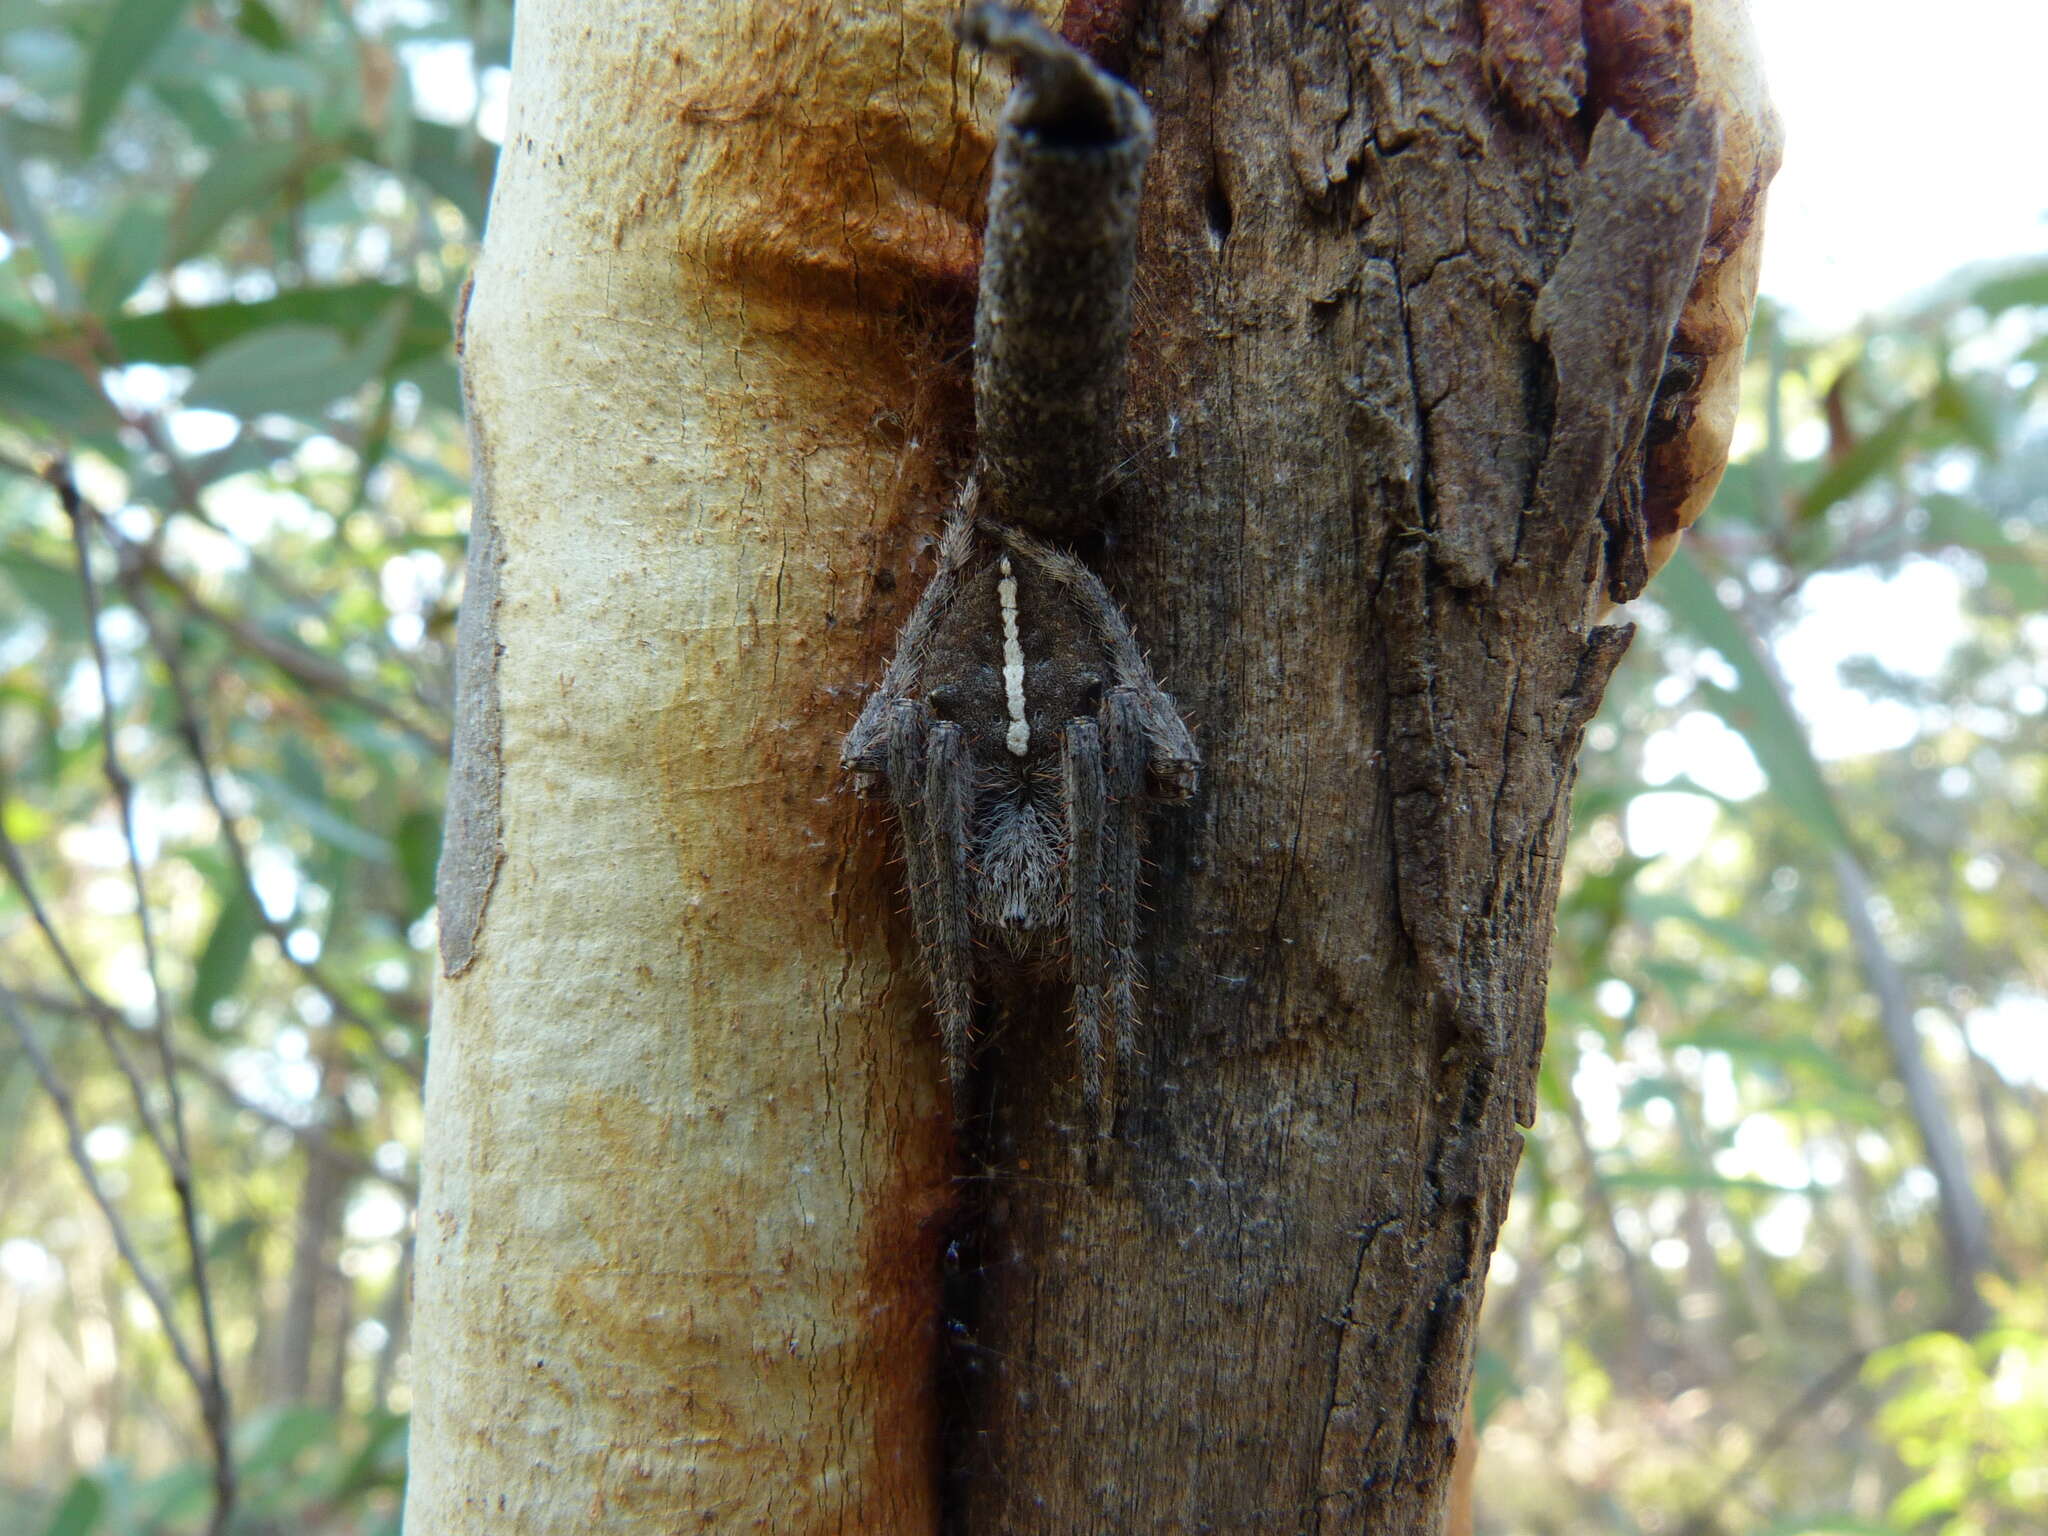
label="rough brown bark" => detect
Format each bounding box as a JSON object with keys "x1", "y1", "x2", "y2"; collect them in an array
[{"x1": 947, "y1": 3, "x2": 1774, "y2": 1531}]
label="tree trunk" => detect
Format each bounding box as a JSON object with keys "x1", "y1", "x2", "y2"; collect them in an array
[
  {"x1": 403, "y1": 5, "x2": 990, "y2": 1525},
  {"x1": 404, "y1": 2, "x2": 1775, "y2": 1532}
]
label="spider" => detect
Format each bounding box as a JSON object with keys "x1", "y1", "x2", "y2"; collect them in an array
[{"x1": 842, "y1": 506, "x2": 1198, "y2": 1140}]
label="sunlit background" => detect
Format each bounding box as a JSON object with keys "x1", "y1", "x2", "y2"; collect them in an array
[{"x1": 0, "y1": 2, "x2": 2044, "y2": 1533}]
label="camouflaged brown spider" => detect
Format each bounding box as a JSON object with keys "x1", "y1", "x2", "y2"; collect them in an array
[
  {"x1": 844, "y1": 6, "x2": 1197, "y2": 1144},
  {"x1": 842, "y1": 504, "x2": 1197, "y2": 1136}
]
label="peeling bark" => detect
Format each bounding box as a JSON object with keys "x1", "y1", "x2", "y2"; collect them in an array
[{"x1": 434, "y1": 286, "x2": 504, "y2": 980}]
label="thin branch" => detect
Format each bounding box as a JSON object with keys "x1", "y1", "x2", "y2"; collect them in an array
[
  {"x1": 1833, "y1": 849, "x2": 1995, "y2": 1325},
  {"x1": 0, "y1": 117, "x2": 84, "y2": 315},
  {"x1": 0, "y1": 988, "x2": 213, "y2": 1457},
  {"x1": 1673, "y1": 1292, "x2": 1983, "y2": 1536},
  {"x1": 132, "y1": 545, "x2": 449, "y2": 756},
  {"x1": 29, "y1": 433, "x2": 448, "y2": 753},
  {"x1": 0, "y1": 816, "x2": 177, "y2": 1160},
  {"x1": 50, "y1": 464, "x2": 428, "y2": 1085},
  {"x1": 1673, "y1": 1340, "x2": 1875, "y2": 1536},
  {"x1": 126, "y1": 575, "x2": 427, "y2": 1083},
  {"x1": 71, "y1": 312, "x2": 451, "y2": 738},
  {"x1": 50, "y1": 460, "x2": 238, "y2": 1535},
  {"x1": 9, "y1": 983, "x2": 417, "y2": 1193},
  {"x1": 177, "y1": 1050, "x2": 417, "y2": 1197}
]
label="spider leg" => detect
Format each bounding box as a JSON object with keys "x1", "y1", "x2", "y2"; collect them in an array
[
  {"x1": 888, "y1": 702, "x2": 975, "y2": 1118},
  {"x1": 922, "y1": 719, "x2": 978, "y2": 1116},
  {"x1": 1101, "y1": 689, "x2": 1149, "y2": 1084},
  {"x1": 842, "y1": 511, "x2": 982, "y2": 790},
  {"x1": 1063, "y1": 716, "x2": 1111, "y2": 1150}
]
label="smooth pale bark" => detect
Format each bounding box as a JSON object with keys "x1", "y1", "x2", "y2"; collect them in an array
[
  {"x1": 405, "y1": 5, "x2": 1008, "y2": 1529},
  {"x1": 405, "y1": 2, "x2": 1776, "y2": 1533}
]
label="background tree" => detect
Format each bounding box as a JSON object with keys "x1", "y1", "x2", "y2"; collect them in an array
[{"x1": 0, "y1": 3, "x2": 2042, "y2": 1536}]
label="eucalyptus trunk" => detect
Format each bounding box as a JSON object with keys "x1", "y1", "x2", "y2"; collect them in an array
[{"x1": 404, "y1": 2, "x2": 1776, "y2": 1533}]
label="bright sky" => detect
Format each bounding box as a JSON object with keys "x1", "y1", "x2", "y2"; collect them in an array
[
  {"x1": 1751, "y1": 0, "x2": 2048, "y2": 330},
  {"x1": 1632, "y1": 0, "x2": 2046, "y2": 820},
  {"x1": 1620, "y1": 3, "x2": 2048, "y2": 1106}
]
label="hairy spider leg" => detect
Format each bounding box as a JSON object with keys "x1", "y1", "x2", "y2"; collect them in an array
[
  {"x1": 1101, "y1": 688, "x2": 1150, "y2": 1081},
  {"x1": 922, "y1": 718, "x2": 978, "y2": 1115},
  {"x1": 887, "y1": 701, "x2": 973, "y2": 1117},
  {"x1": 1062, "y1": 716, "x2": 1111, "y2": 1147}
]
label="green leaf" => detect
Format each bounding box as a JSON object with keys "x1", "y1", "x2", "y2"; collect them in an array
[
  {"x1": 1597, "y1": 1166, "x2": 1809, "y2": 1197},
  {"x1": 206, "y1": 1212, "x2": 263, "y2": 1262},
  {"x1": 397, "y1": 354, "x2": 464, "y2": 417},
  {"x1": 38, "y1": 1474, "x2": 104, "y2": 1536},
  {"x1": 1888, "y1": 1462, "x2": 1969, "y2": 1527},
  {"x1": 1967, "y1": 258, "x2": 2048, "y2": 316},
  {"x1": 352, "y1": 293, "x2": 413, "y2": 379},
  {"x1": 238, "y1": 1404, "x2": 338, "y2": 1478},
  {"x1": 148, "y1": 80, "x2": 246, "y2": 149},
  {"x1": 172, "y1": 140, "x2": 304, "y2": 260},
  {"x1": 130, "y1": 1463, "x2": 210, "y2": 1527},
  {"x1": 1930, "y1": 373, "x2": 2002, "y2": 455},
  {"x1": 184, "y1": 323, "x2": 356, "y2": 418},
  {"x1": 191, "y1": 884, "x2": 263, "y2": 1028},
  {"x1": 1795, "y1": 398, "x2": 1921, "y2": 520},
  {"x1": 1919, "y1": 492, "x2": 2015, "y2": 554},
  {"x1": 406, "y1": 120, "x2": 496, "y2": 230},
  {"x1": 1668, "y1": 1024, "x2": 1881, "y2": 1103},
  {"x1": 1626, "y1": 891, "x2": 1773, "y2": 959},
  {"x1": 0, "y1": 551, "x2": 89, "y2": 641},
  {"x1": 78, "y1": 0, "x2": 191, "y2": 154},
  {"x1": 1655, "y1": 550, "x2": 1855, "y2": 854},
  {"x1": 104, "y1": 283, "x2": 452, "y2": 370},
  {"x1": 319, "y1": 1407, "x2": 409, "y2": 1501},
  {"x1": 235, "y1": 0, "x2": 289, "y2": 50},
  {"x1": 154, "y1": 25, "x2": 323, "y2": 95},
  {"x1": 0, "y1": 350, "x2": 114, "y2": 434},
  {"x1": 240, "y1": 768, "x2": 394, "y2": 863},
  {"x1": 84, "y1": 202, "x2": 167, "y2": 315},
  {"x1": 397, "y1": 808, "x2": 441, "y2": 919}
]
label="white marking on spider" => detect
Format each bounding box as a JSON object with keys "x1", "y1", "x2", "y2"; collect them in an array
[{"x1": 998, "y1": 555, "x2": 1029, "y2": 756}]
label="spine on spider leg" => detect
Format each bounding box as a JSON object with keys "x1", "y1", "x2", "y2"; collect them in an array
[{"x1": 961, "y1": 3, "x2": 1153, "y2": 538}]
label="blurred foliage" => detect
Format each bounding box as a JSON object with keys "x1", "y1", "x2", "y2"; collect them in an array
[
  {"x1": 0, "y1": 4, "x2": 2044, "y2": 1536},
  {"x1": 0, "y1": 0, "x2": 502, "y2": 1530},
  {"x1": 1480, "y1": 275, "x2": 2048, "y2": 1532}
]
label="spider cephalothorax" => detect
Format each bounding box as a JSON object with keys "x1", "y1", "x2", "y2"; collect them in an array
[{"x1": 842, "y1": 510, "x2": 1197, "y2": 1135}]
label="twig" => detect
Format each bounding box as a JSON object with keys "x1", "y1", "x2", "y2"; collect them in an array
[
  {"x1": 126, "y1": 555, "x2": 428, "y2": 1084},
  {"x1": 132, "y1": 544, "x2": 449, "y2": 755},
  {"x1": 179, "y1": 1050, "x2": 417, "y2": 1196},
  {"x1": 34, "y1": 437, "x2": 448, "y2": 753},
  {"x1": 0, "y1": 818, "x2": 177, "y2": 1159},
  {"x1": 1672, "y1": 1345, "x2": 1872, "y2": 1535},
  {"x1": 0, "y1": 989, "x2": 217, "y2": 1480},
  {"x1": 50, "y1": 460, "x2": 238, "y2": 1535},
  {"x1": 50, "y1": 464, "x2": 428, "y2": 1085},
  {"x1": 1673, "y1": 1292, "x2": 1984, "y2": 1536},
  {"x1": 0, "y1": 117, "x2": 84, "y2": 315},
  {"x1": 72, "y1": 309, "x2": 451, "y2": 739},
  {"x1": 18, "y1": 986, "x2": 416, "y2": 1196}
]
